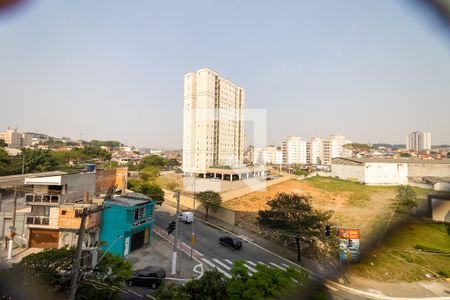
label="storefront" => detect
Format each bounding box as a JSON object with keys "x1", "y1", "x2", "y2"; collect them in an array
[{"x1": 99, "y1": 193, "x2": 156, "y2": 257}]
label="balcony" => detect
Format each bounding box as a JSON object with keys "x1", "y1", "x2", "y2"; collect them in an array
[
  {"x1": 25, "y1": 193, "x2": 60, "y2": 205},
  {"x1": 26, "y1": 216, "x2": 50, "y2": 226}
]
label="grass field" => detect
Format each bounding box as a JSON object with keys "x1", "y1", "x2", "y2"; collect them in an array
[{"x1": 351, "y1": 221, "x2": 450, "y2": 281}]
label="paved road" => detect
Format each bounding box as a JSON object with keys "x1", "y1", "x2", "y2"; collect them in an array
[{"x1": 154, "y1": 204, "x2": 298, "y2": 280}]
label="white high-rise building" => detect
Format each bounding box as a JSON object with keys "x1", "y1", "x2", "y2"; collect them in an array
[
  {"x1": 182, "y1": 68, "x2": 245, "y2": 174},
  {"x1": 282, "y1": 136, "x2": 307, "y2": 165},
  {"x1": 406, "y1": 132, "x2": 431, "y2": 151},
  {"x1": 307, "y1": 137, "x2": 324, "y2": 165},
  {"x1": 253, "y1": 146, "x2": 282, "y2": 165},
  {"x1": 323, "y1": 135, "x2": 352, "y2": 165}
]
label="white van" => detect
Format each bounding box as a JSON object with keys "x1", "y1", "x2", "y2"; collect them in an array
[{"x1": 179, "y1": 212, "x2": 194, "y2": 224}]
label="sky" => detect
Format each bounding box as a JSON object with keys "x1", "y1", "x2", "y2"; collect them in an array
[{"x1": 0, "y1": 0, "x2": 449, "y2": 148}]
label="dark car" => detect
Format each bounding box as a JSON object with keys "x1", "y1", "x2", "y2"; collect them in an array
[
  {"x1": 219, "y1": 235, "x2": 242, "y2": 250},
  {"x1": 126, "y1": 266, "x2": 166, "y2": 289}
]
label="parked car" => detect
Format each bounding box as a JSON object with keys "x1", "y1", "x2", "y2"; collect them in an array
[
  {"x1": 219, "y1": 235, "x2": 242, "y2": 250},
  {"x1": 179, "y1": 211, "x2": 194, "y2": 223},
  {"x1": 126, "y1": 266, "x2": 166, "y2": 289}
]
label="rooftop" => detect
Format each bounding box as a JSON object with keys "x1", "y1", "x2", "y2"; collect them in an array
[{"x1": 106, "y1": 193, "x2": 154, "y2": 207}]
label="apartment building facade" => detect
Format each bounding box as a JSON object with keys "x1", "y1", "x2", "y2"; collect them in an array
[
  {"x1": 307, "y1": 137, "x2": 324, "y2": 165},
  {"x1": 253, "y1": 146, "x2": 282, "y2": 165},
  {"x1": 282, "y1": 136, "x2": 307, "y2": 165},
  {"x1": 323, "y1": 135, "x2": 352, "y2": 165},
  {"x1": 24, "y1": 173, "x2": 96, "y2": 248},
  {"x1": 407, "y1": 131, "x2": 431, "y2": 151},
  {"x1": 182, "y1": 68, "x2": 245, "y2": 175}
]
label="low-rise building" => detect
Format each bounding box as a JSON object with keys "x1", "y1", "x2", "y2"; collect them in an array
[
  {"x1": 99, "y1": 193, "x2": 156, "y2": 257},
  {"x1": 331, "y1": 158, "x2": 450, "y2": 186},
  {"x1": 427, "y1": 194, "x2": 450, "y2": 223},
  {"x1": 24, "y1": 172, "x2": 96, "y2": 248}
]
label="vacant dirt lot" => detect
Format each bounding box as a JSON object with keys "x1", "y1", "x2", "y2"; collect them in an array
[{"x1": 223, "y1": 177, "x2": 409, "y2": 246}]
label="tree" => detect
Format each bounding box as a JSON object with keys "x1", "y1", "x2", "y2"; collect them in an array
[
  {"x1": 128, "y1": 178, "x2": 165, "y2": 205},
  {"x1": 174, "y1": 270, "x2": 228, "y2": 300},
  {"x1": 400, "y1": 153, "x2": 412, "y2": 158},
  {"x1": 226, "y1": 261, "x2": 307, "y2": 300},
  {"x1": 394, "y1": 185, "x2": 417, "y2": 216},
  {"x1": 21, "y1": 148, "x2": 59, "y2": 173},
  {"x1": 11, "y1": 247, "x2": 132, "y2": 300},
  {"x1": 0, "y1": 139, "x2": 7, "y2": 148},
  {"x1": 258, "y1": 193, "x2": 333, "y2": 261},
  {"x1": 141, "y1": 155, "x2": 167, "y2": 168},
  {"x1": 139, "y1": 166, "x2": 160, "y2": 181},
  {"x1": 155, "y1": 261, "x2": 308, "y2": 300},
  {"x1": 196, "y1": 191, "x2": 222, "y2": 220},
  {"x1": 343, "y1": 143, "x2": 372, "y2": 152}
]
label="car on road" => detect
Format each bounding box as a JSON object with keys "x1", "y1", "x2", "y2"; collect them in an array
[
  {"x1": 219, "y1": 235, "x2": 242, "y2": 250},
  {"x1": 126, "y1": 266, "x2": 166, "y2": 289},
  {"x1": 179, "y1": 211, "x2": 194, "y2": 223}
]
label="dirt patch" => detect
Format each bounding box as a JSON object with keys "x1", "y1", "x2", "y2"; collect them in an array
[{"x1": 225, "y1": 179, "x2": 397, "y2": 246}]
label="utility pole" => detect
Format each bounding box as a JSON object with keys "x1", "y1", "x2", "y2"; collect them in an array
[
  {"x1": 7, "y1": 187, "x2": 18, "y2": 260},
  {"x1": 171, "y1": 191, "x2": 181, "y2": 275},
  {"x1": 68, "y1": 205, "x2": 104, "y2": 300},
  {"x1": 190, "y1": 176, "x2": 196, "y2": 258},
  {"x1": 68, "y1": 207, "x2": 88, "y2": 300}
]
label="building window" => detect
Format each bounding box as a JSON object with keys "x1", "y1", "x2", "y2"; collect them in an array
[
  {"x1": 61, "y1": 210, "x2": 67, "y2": 215},
  {"x1": 134, "y1": 207, "x2": 145, "y2": 221}
]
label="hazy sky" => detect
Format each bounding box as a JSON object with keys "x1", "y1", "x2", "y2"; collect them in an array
[{"x1": 0, "y1": 0, "x2": 449, "y2": 148}]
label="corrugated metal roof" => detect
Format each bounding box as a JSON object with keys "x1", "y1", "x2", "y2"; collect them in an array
[
  {"x1": 332, "y1": 157, "x2": 450, "y2": 165},
  {"x1": 0, "y1": 171, "x2": 67, "y2": 188}
]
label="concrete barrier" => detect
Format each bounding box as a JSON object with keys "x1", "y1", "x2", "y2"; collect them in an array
[{"x1": 163, "y1": 190, "x2": 236, "y2": 226}]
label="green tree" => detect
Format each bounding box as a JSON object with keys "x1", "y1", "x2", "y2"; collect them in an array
[
  {"x1": 141, "y1": 155, "x2": 168, "y2": 168},
  {"x1": 343, "y1": 143, "x2": 372, "y2": 152},
  {"x1": 21, "y1": 148, "x2": 59, "y2": 173},
  {"x1": 0, "y1": 139, "x2": 7, "y2": 148},
  {"x1": 258, "y1": 193, "x2": 333, "y2": 261},
  {"x1": 13, "y1": 247, "x2": 132, "y2": 300},
  {"x1": 226, "y1": 261, "x2": 307, "y2": 300},
  {"x1": 394, "y1": 185, "x2": 417, "y2": 215},
  {"x1": 400, "y1": 153, "x2": 412, "y2": 158},
  {"x1": 196, "y1": 191, "x2": 222, "y2": 220},
  {"x1": 174, "y1": 270, "x2": 228, "y2": 300},
  {"x1": 128, "y1": 179, "x2": 165, "y2": 205},
  {"x1": 139, "y1": 166, "x2": 160, "y2": 181}
]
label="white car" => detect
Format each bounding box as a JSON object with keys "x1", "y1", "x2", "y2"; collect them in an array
[{"x1": 179, "y1": 212, "x2": 194, "y2": 223}]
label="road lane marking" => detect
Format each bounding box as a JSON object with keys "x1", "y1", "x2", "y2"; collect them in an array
[
  {"x1": 224, "y1": 259, "x2": 233, "y2": 265},
  {"x1": 213, "y1": 258, "x2": 232, "y2": 270},
  {"x1": 282, "y1": 263, "x2": 290, "y2": 268},
  {"x1": 244, "y1": 263, "x2": 257, "y2": 273},
  {"x1": 201, "y1": 258, "x2": 231, "y2": 279},
  {"x1": 246, "y1": 260, "x2": 257, "y2": 267},
  {"x1": 257, "y1": 261, "x2": 267, "y2": 266},
  {"x1": 269, "y1": 262, "x2": 287, "y2": 271}
]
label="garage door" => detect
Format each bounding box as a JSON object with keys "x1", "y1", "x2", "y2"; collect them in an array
[
  {"x1": 29, "y1": 229, "x2": 59, "y2": 248},
  {"x1": 130, "y1": 230, "x2": 145, "y2": 252}
]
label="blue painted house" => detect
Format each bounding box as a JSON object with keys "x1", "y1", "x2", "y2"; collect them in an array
[{"x1": 99, "y1": 193, "x2": 156, "y2": 257}]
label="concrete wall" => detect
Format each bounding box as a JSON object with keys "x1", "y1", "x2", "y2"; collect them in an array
[
  {"x1": 430, "y1": 198, "x2": 450, "y2": 222},
  {"x1": 408, "y1": 163, "x2": 450, "y2": 181},
  {"x1": 0, "y1": 212, "x2": 29, "y2": 247},
  {"x1": 164, "y1": 190, "x2": 236, "y2": 226},
  {"x1": 435, "y1": 182, "x2": 450, "y2": 192},
  {"x1": 62, "y1": 173, "x2": 96, "y2": 203},
  {"x1": 364, "y1": 163, "x2": 408, "y2": 185},
  {"x1": 330, "y1": 164, "x2": 364, "y2": 182}
]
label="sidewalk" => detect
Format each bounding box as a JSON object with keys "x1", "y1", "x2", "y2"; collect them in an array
[
  {"x1": 126, "y1": 234, "x2": 196, "y2": 280},
  {"x1": 0, "y1": 245, "x2": 41, "y2": 267}
]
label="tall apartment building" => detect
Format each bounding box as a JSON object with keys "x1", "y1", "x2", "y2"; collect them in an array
[
  {"x1": 282, "y1": 136, "x2": 307, "y2": 165},
  {"x1": 0, "y1": 127, "x2": 33, "y2": 148},
  {"x1": 323, "y1": 135, "x2": 352, "y2": 165},
  {"x1": 307, "y1": 137, "x2": 324, "y2": 165},
  {"x1": 182, "y1": 68, "x2": 245, "y2": 174},
  {"x1": 406, "y1": 131, "x2": 431, "y2": 151}
]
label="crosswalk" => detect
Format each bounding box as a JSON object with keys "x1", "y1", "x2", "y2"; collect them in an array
[{"x1": 200, "y1": 258, "x2": 294, "y2": 278}]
